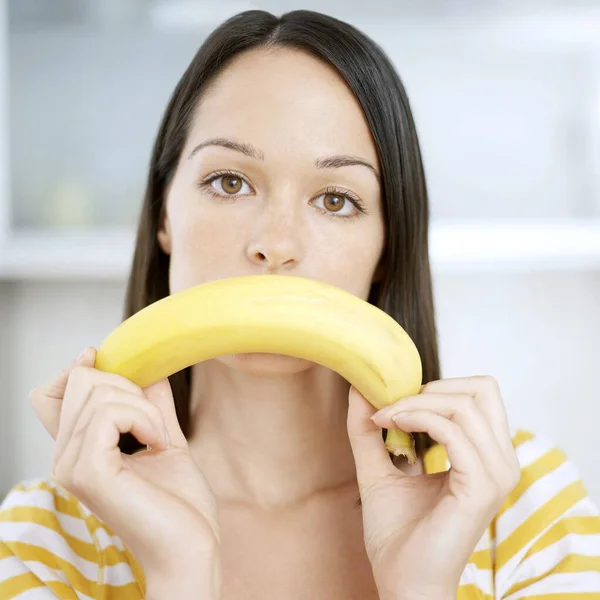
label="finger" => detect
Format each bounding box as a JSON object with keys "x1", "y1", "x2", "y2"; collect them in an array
[
  {"x1": 372, "y1": 393, "x2": 508, "y2": 477},
  {"x1": 86, "y1": 403, "x2": 165, "y2": 471},
  {"x1": 66, "y1": 384, "x2": 169, "y2": 455},
  {"x1": 419, "y1": 376, "x2": 513, "y2": 458},
  {"x1": 390, "y1": 410, "x2": 484, "y2": 482},
  {"x1": 143, "y1": 379, "x2": 188, "y2": 449},
  {"x1": 40, "y1": 347, "x2": 96, "y2": 399},
  {"x1": 55, "y1": 367, "x2": 145, "y2": 459},
  {"x1": 55, "y1": 402, "x2": 165, "y2": 486},
  {"x1": 347, "y1": 386, "x2": 396, "y2": 491},
  {"x1": 29, "y1": 347, "x2": 96, "y2": 439}
]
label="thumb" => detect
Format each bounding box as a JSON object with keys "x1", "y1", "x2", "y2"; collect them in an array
[
  {"x1": 347, "y1": 386, "x2": 395, "y2": 491},
  {"x1": 41, "y1": 346, "x2": 96, "y2": 401},
  {"x1": 143, "y1": 378, "x2": 188, "y2": 449},
  {"x1": 30, "y1": 347, "x2": 96, "y2": 439}
]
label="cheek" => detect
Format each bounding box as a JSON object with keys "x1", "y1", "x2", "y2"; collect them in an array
[
  {"x1": 309, "y1": 217, "x2": 384, "y2": 300},
  {"x1": 167, "y1": 206, "x2": 245, "y2": 293}
]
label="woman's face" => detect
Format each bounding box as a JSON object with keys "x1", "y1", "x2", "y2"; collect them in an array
[{"x1": 158, "y1": 47, "x2": 385, "y2": 371}]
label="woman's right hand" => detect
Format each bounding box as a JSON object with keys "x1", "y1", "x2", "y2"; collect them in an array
[{"x1": 29, "y1": 347, "x2": 221, "y2": 599}]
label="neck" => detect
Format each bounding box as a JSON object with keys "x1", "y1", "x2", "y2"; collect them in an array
[{"x1": 186, "y1": 355, "x2": 359, "y2": 510}]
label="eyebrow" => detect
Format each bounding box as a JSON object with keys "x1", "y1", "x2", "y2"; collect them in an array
[{"x1": 188, "y1": 137, "x2": 380, "y2": 183}]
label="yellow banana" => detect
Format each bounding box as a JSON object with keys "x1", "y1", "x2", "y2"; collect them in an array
[{"x1": 95, "y1": 274, "x2": 423, "y2": 463}]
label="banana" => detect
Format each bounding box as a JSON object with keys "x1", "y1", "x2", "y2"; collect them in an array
[{"x1": 95, "y1": 274, "x2": 423, "y2": 463}]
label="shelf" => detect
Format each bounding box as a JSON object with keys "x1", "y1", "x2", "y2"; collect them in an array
[
  {"x1": 430, "y1": 219, "x2": 600, "y2": 272},
  {"x1": 0, "y1": 220, "x2": 599, "y2": 280},
  {"x1": 0, "y1": 227, "x2": 135, "y2": 280}
]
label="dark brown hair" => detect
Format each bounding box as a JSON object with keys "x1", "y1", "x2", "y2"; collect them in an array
[{"x1": 120, "y1": 9, "x2": 440, "y2": 457}]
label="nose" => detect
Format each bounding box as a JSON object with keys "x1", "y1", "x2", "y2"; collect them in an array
[{"x1": 246, "y1": 212, "x2": 302, "y2": 272}]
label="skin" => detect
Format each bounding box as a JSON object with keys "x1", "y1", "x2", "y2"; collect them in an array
[
  {"x1": 155, "y1": 46, "x2": 520, "y2": 599},
  {"x1": 157, "y1": 46, "x2": 392, "y2": 509},
  {"x1": 29, "y1": 44, "x2": 520, "y2": 600},
  {"x1": 156, "y1": 46, "x2": 401, "y2": 597}
]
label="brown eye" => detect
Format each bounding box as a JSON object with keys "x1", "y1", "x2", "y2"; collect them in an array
[
  {"x1": 323, "y1": 193, "x2": 345, "y2": 212},
  {"x1": 311, "y1": 189, "x2": 363, "y2": 218},
  {"x1": 222, "y1": 176, "x2": 242, "y2": 194},
  {"x1": 204, "y1": 172, "x2": 253, "y2": 197}
]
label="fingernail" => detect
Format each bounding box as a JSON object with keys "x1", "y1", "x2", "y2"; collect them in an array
[
  {"x1": 371, "y1": 408, "x2": 390, "y2": 421},
  {"x1": 75, "y1": 348, "x2": 88, "y2": 362},
  {"x1": 391, "y1": 412, "x2": 410, "y2": 422}
]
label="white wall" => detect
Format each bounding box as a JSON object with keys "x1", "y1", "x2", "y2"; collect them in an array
[
  {"x1": 0, "y1": 282, "x2": 16, "y2": 491},
  {"x1": 1, "y1": 280, "x2": 125, "y2": 495},
  {"x1": 434, "y1": 270, "x2": 600, "y2": 503}
]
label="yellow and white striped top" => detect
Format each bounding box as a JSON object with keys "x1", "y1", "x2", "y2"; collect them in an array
[{"x1": 1, "y1": 429, "x2": 599, "y2": 599}]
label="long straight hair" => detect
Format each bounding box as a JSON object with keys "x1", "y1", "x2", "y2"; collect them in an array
[{"x1": 120, "y1": 9, "x2": 440, "y2": 456}]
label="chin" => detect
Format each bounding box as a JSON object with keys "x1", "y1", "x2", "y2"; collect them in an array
[{"x1": 217, "y1": 352, "x2": 314, "y2": 375}]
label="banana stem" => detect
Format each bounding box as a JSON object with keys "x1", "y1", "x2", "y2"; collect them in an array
[{"x1": 385, "y1": 428, "x2": 416, "y2": 464}]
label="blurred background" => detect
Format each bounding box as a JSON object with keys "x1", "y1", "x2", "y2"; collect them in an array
[{"x1": 0, "y1": 0, "x2": 599, "y2": 502}]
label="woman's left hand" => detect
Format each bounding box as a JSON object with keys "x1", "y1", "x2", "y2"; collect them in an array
[{"x1": 346, "y1": 375, "x2": 521, "y2": 600}]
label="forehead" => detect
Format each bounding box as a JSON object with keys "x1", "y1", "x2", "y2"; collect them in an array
[{"x1": 187, "y1": 47, "x2": 379, "y2": 166}]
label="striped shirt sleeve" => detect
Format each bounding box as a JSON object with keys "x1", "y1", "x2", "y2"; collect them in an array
[
  {"x1": 0, "y1": 478, "x2": 99, "y2": 599},
  {"x1": 494, "y1": 430, "x2": 600, "y2": 598},
  {"x1": 0, "y1": 478, "x2": 143, "y2": 600}
]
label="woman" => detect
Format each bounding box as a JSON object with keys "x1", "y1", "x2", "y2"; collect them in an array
[{"x1": 1, "y1": 9, "x2": 599, "y2": 600}]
